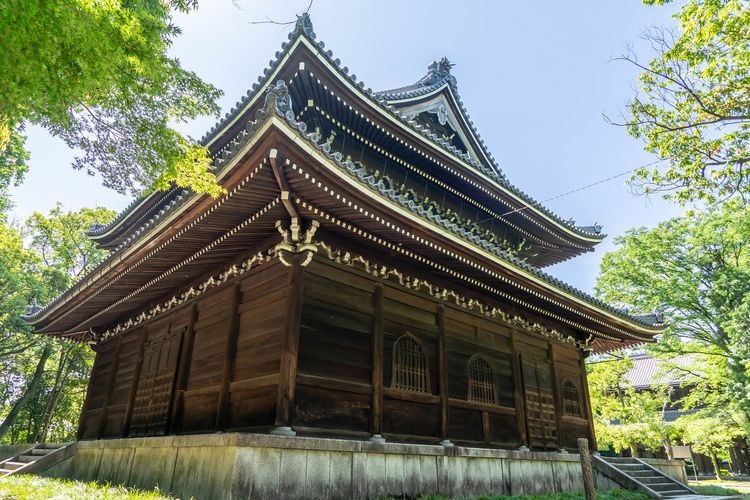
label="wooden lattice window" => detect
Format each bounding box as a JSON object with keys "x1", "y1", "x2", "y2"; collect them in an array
[
  {"x1": 392, "y1": 336, "x2": 429, "y2": 393},
  {"x1": 562, "y1": 380, "x2": 582, "y2": 417},
  {"x1": 468, "y1": 355, "x2": 497, "y2": 404}
]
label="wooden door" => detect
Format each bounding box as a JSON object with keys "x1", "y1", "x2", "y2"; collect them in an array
[
  {"x1": 128, "y1": 322, "x2": 185, "y2": 436},
  {"x1": 521, "y1": 358, "x2": 558, "y2": 450}
]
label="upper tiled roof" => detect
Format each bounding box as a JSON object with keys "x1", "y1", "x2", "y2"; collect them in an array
[{"x1": 89, "y1": 14, "x2": 604, "y2": 244}]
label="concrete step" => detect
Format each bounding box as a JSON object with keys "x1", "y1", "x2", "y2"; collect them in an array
[
  {"x1": 661, "y1": 491, "x2": 693, "y2": 497},
  {"x1": 638, "y1": 476, "x2": 675, "y2": 484},
  {"x1": 15, "y1": 455, "x2": 37, "y2": 463}
]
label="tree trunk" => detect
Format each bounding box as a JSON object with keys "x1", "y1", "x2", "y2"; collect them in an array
[
  {"x1": 629, "y1": 442, "x2": 639, "y2": 458},
  {"x1": 36, "y1": 346, "x2": 70, "y2": 443},
  {"x1": 710, "y1": 451, "x2": 721, "y2": 480},
  {"x1": 0, "y1": 344, "x2": 52, "y2": 441}
]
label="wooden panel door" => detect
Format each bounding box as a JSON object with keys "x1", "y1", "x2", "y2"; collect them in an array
[
  {"x1": 128, "y1": 322, "x2": 185, "y2": 436},
  {"x1": 521, "y1": 358, "x2": 558, "y2": 450}
]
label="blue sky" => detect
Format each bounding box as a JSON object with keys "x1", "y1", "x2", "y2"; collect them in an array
[{"x1": 10, "y1": 0, "x2": 685, "y2": 294}]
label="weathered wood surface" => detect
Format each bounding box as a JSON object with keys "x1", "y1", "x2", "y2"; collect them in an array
[{"x1": 77, "y1": 249, "x2": 595, "y2": 449}]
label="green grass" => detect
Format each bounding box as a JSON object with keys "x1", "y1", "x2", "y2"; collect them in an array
[
  {"x1": 0, "y1": 475, "x2": 174, "y2": 499},
  {"x1": 691, "y1": 484, "x2": 742, "y2": 496},
  {"x1": 416, "y1": 489, "x2": 650, "y2": 500}
]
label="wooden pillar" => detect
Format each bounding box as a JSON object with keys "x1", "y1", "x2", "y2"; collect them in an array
[
  {"x1": 579, "y1": 353, "x2": 598, "y2": 451},
  {"x1": 578, "y1": 438, "x2": 597, "y2": 500},
  {"x1": 122, "y1": 326, "x2": 148, "y2": 437},
  {"x1": 510, "y1": 330, "x2": 529, "y2": 449},
  {"x1": 97, "y1": 337, "x2": 123, "y2": 438},
  {"x1": 370, "y1": 284, "x2": 384, "y2": 442},
  {"x1": 216, "y1": 283, "x2": 242, "y2": 431},
  {"x1": 437, "y1": 305, "x2": 451, "y2": 446},
  {"x1": 77, "y1": 347, "x2": 101, "y2": 440},
  {"x1": 168, "y1": 303, "x2": 198, "y2": 434},
  {"x1": 548, "y1": 343, "x2": 564, "y2": 450},
  {"x1": 273, "y1": 254, "x2": 304, "y2": 435}
]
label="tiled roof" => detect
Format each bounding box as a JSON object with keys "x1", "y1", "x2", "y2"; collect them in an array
[
  {"x1": 624, "y1": 353, "x2": 696, "y2": 388},
  {"x1": 89, "y1": 14, "x2": 604, "y2": 243}
]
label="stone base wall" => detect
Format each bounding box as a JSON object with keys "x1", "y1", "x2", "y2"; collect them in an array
[
  {"x1": 641, "y1": 458, "x2": 689, "y2": 484},
  {"x1": 43, "y1": 434, "x2": 599, "y2": 499}
]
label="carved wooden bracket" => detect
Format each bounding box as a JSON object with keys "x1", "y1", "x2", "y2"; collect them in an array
[{"x1": 275, "y1": 217, "x2": 320, "y2": 267}]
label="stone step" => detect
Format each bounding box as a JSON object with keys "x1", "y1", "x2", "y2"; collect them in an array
[
  {"x1": 31, "y1": 447, "x2": 55, "y2": 456},
  {"x1": 638, "y1": 476, "x2": 673, "y2": 484},
  {"x1": 603, "y1": 457, "x2": 640, "y2": 464},
  {"x1": 2, "y1": 461, "x2": 26, "y2": 471},
  {"x1": 39, "y1": 443, "x2": 65, "y2": 449},
  {"x1": 628, "y1": 469, "x2": 661, "y2": 477},
  {"x1": 650, "y1": 482, "x2": 685, "y2": 492},
  {"x1": 15, "y1": 455, "x2": 37, "y2": 463},
  {"x1": 660, "y1": 491, "x2": 693, "y2": 497}
]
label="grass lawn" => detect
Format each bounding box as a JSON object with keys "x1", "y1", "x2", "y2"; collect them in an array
[
  {"x1": 689, "y1": 479, "x2": 750, "y2": 497},
  {"x1": 0, "y1": 475, "x2": 174, "y2": 500}
]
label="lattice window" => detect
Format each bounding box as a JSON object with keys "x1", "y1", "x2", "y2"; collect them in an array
[
  {"x1": 562, "y1": 380, "x2": 582, "y2": 417},
  {"x1": 392, "y1": 336, "x2": 429, "y2": 393},
  {"x1": 468, "y1": 355, "x2": 497, "y2": 404}
]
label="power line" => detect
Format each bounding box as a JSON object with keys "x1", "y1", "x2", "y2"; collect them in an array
[{"x1": 498, "y1": 159, "x2": 664, "y2": 219}]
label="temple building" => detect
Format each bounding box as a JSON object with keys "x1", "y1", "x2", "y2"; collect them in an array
[{"x1": 24, "y1": 14, "x2": 665, "y2": 498}]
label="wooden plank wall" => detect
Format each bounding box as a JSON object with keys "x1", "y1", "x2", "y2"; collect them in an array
[
  {"x1": 292, "y1": 257, "x2": 593, "y2": 449},
  {"x1": 77, "y1": 259, "x2": 291, "y2": 439},
  {"x1": 78, "y1": 253, "x2": 594, "y2": 450}
]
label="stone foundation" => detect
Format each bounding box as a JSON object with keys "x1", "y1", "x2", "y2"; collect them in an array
[{"x1": 40, "y1": 434, "x2": 685, "y2": 499}]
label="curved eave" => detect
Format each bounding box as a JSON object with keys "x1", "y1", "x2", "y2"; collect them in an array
[
  {"x1": 87, "y1": 25, "x2": 603, "y2": 253},
  {"x1": 382, "y1": 82, "x2": 606, "y2": 248},
  {"x1": 269, "y1": 117, "x2": 662, "y2": 339}
]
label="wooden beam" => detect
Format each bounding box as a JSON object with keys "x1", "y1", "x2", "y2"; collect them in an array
[
  {"x1": 122, "y1": 326, "x2": 148, "y2": 437},
  {"x1": 216, "y1": 283, "x2": 242, "y2": 431},
  {"x1": 168, "y1": 303, "x2": 198, "y2": 434},
  {"x1": 510, "y1": 330, "x2": 529, "y2": 448},
  {"x1": 548, "y1": 343, "x2": 564, "y2": 450},
  {"x1": 437, "y1": 305, "x2": 450, "y2": 444},
  {"x1": 275, "y1": 253, "x2": 304, "y2": 430},
  {"x1": 579, "y1": 353, "x2": 598, "y2": 451},
  {"x1": 76, "y1": 348, "x2": 101, "y2": 440},
  {"x1": 97, "y1": 337, "x2": 123, "y2": 438},
  {"x1": 370, "y1": 284, "x2": 383, "y2": 437}
]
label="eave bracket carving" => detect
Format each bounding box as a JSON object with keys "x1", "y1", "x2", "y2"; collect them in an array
[{"x1": 275, "y1": 217, "x2": 320, "y2": 267}]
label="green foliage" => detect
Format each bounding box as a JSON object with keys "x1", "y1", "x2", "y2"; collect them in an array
[
  {"x1": 0, "y1": 0, "x2": 224, "y2": 197},
  {"x1": 623, "y1": 0, "x2": 750, "y2": 204},
  {"x1": 596, "y1": 206, "x2": 750, "y2": 430},
  {"x1": 0, "y1": 125, "x2": 29, "y2": 214},
  {"x1": 416, "y1": 490, "x2": 649, "y2": 500},
  {"x1": 0, "y1": 206, "x2": 115, "y2": 444},
  {"x1": 0, "y1": 475, "x2": 174, "y2": 499},
  {"x1": 587, "y1": 356, "x2": 677, "y2": 455}
]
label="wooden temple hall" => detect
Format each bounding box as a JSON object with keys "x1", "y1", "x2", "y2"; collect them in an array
[{"x1": 27, "y1": 15, "x2": 661, "y2": 454}]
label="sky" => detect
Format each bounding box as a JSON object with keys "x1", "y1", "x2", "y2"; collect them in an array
[{"x1": 10, "y1": 0, "x2": 686, "y2": 294}]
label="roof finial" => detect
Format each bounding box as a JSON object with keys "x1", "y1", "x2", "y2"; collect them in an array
[
  {"x1": 295, "y1": 12, "x2": 316, "y2": 39},
  {"x1": 419, "y1": 57, "x2": 456, "y2": 87}
]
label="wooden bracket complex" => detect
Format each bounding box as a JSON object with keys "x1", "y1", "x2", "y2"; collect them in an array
[{"x1": 275, "y1": 218, "x2": 320, "y2": 267}]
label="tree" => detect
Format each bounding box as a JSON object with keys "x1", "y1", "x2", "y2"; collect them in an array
[
  {"x1": 0, "y1": 205, "x2": 115, "y2": 443},
  {"x1": 588, "y1": 355, "x2": 678, "y2": 457},
  {"x1": 676, "y1": 413, "x2": 745, "y2": 479},
  {"x1": 595, "y1": 206, "x2": 750, "y2": 434},
  {"x1": 0, "y1": 0, "x2": 224, "y2": 197},
  {"x1": 619, "y1": 0, "x2": 750, "y2": 205}
]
